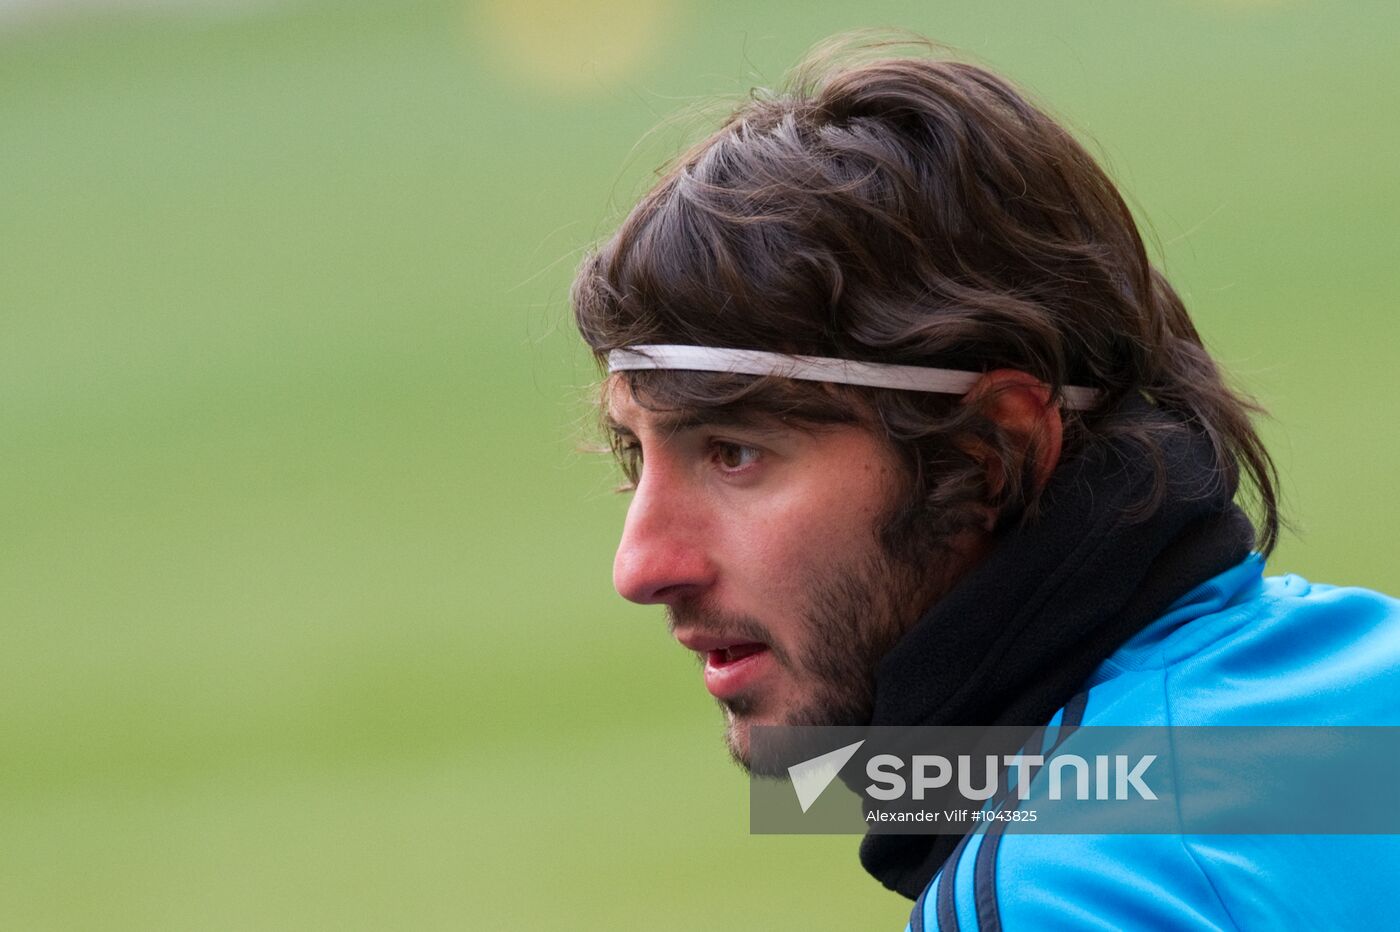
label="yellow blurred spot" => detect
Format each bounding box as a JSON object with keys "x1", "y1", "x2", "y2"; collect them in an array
[{"x1": 472, "y1": 0, "x2": 676, "y2": 95}]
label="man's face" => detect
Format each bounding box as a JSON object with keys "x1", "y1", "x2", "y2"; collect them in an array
[{"x1": 606, "y1": 379, "x2": 952, "y2": 768}]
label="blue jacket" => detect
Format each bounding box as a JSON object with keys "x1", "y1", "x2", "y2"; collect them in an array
[{"x1": 907, "y1": 555, "x2": 1400, "y2": 931}]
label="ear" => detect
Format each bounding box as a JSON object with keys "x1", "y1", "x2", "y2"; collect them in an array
[{"x1": 960, "y1": 369, "x2": 1064, "y2": 494}]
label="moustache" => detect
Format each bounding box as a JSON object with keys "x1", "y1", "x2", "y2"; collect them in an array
[{"x1": 665, "y1": 605, "x2": 793, "y2": 668}]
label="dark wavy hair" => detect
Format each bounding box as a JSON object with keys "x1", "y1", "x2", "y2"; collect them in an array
[{"x1": 572, "y1": 38, "x2": 1280, "y2": 558}]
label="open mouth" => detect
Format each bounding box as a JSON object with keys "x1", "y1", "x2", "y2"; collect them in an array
[
  {"x1": 700, "y1": 642, "x2": 772, "y2": 700},
  {"x1": 671, "y1": 630, "x2": 776, "y2": 700},
  {"x1": 708, "y1": 642, "x2": 768, "y2": 666}
]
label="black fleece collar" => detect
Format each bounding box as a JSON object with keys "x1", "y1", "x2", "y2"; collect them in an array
[{"x1": 859, "y1": 399, "x2": 1256, "y2": 899}]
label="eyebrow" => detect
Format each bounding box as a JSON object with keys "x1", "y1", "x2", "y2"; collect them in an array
[{"x1": 604, "y1": 410, "x2": 782, "y2": 438}]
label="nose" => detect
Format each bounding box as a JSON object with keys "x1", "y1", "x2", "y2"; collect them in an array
[{"x1": 612, "y1": 466, "x2": 714, "y2": 605}]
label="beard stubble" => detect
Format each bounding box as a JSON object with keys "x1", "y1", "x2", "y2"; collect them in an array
[{"x1": 668, "y1": 540, "x2": 948, "y2": 772}]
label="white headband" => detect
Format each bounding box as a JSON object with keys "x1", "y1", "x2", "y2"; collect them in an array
[{"x1": 608, "y1": 344, "x2": 1101, "y2": 411}]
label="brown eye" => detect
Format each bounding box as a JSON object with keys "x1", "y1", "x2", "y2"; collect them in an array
[{"x1": 713, "y1": 442, "x2": 760, "y2": 471}]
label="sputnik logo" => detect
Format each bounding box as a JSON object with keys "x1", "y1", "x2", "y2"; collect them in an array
[{"x1": 787, "y1": 740, "x2": 866, "y2": 813}]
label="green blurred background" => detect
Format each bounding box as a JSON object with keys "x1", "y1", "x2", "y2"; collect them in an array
[{"x1": 2, "y1": 0, "x2": 1396, "y2": 928}]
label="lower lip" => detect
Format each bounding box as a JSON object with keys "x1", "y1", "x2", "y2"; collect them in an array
[{"x1": 703, "y1": 646, "x2": 773, "y2": 700}]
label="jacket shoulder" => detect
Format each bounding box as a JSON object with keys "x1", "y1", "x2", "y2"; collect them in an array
[
  {"x1": 1088, "y1": 561, "x2": 1400, "y2": 726},
  {"x1": 1158, "y1": 571, "x2": 1400, "y2": 725}
]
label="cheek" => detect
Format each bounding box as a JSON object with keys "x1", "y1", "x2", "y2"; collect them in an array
[
  {"x1": 739, "y1": 483, "x2": 889, "y2": 586},
  {"x1": 716, "y1": 431, "x2": 902, "y2": 604}
]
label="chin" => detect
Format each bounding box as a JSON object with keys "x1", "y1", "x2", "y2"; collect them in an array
[
  {"x1": 721, "y1": 704, "x2": 787, "y2": 774},
  {"x1": 724, "y1": 726, "x2": 754, "y2": 772},
  {"x1": 721, "y1": 705, "x2": 825, "y2": 777},
  {"x1": 721, "y1": 709, "x2": 756, "y2": 770}
]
